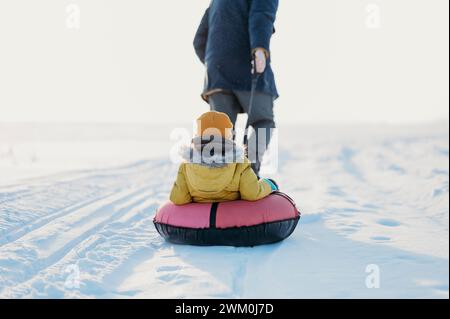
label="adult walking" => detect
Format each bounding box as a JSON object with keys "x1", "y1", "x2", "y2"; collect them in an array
[{"x1": 194, "y1": 0, "x2": 279, "y2": 176}]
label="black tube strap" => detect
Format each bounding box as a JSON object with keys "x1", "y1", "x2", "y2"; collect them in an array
[{"x1": 210, "y1": 203, "x2": 219, "y2": 228}]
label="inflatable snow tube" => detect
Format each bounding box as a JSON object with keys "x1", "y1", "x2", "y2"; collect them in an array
[{"x1": 153, "y1": 192, "x2": 301, "y2": 247}]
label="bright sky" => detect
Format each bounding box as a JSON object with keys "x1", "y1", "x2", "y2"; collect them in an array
[{"x1": 0, "y1": 0, "x2": 448, "y2": 124}]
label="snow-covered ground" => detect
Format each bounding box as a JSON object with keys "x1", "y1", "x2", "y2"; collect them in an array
[{"x1": 0, "y1": 122, "x2": 448, "y2": 298}]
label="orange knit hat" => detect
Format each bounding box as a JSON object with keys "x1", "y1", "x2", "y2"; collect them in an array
[{"x1": 196, "y1": 111, "x2": 233, "y2": 139}]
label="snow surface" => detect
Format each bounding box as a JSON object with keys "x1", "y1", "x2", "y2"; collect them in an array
[{"x1": 0, "y1": 122, "x2": 448, "y2": 298}]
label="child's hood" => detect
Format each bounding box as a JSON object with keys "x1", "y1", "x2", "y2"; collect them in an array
[{"x1": 178, "y1": 137, "x2": 247, "y2": 193}]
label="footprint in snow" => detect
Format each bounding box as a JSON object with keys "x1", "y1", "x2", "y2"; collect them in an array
[
  {"x1": 432, "y1": 187, "x2": 448, "y2": 197},
  {"x1": 377, "y1": 219, "x2": 401, "y2": 227}
]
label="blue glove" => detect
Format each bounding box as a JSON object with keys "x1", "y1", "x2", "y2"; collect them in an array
[{"x1": 263, "y1": 178, "x2": 279, "y2": 191}]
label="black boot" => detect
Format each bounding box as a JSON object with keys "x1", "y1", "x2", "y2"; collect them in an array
[{"x1": 251, "y1": 162, "x2": 261, "y2": 179}]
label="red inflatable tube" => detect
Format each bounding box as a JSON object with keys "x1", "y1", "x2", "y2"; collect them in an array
[{"x1": 153, "y1": 192, "x2": 301, "y2": 247}]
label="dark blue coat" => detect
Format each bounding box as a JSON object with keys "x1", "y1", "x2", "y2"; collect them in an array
[{"x1": 194, "y1": 0, "x2": 279, "y2": 100}]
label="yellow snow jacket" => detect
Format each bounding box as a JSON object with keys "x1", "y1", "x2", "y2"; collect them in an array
[{"x1": 170, "y1": 138, "x2": 272, "y2": 205}]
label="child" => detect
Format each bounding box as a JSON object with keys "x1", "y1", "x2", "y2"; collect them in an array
[{"x1": 170, "y1": 111, "x2": 278, "y2": 205}]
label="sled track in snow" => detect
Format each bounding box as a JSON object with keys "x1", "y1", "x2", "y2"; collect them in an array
[{"x1": 0, "y1": 160, "x2": 173, "y2": 298}]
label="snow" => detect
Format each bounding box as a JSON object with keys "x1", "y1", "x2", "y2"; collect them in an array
[{"x1": 0, "y1": 122, "x2": 448, "y2": 298}]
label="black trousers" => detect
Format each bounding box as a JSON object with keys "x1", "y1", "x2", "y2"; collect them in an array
[{"x1": 209, "y1": 90, "x2": 276, "y2": 175}]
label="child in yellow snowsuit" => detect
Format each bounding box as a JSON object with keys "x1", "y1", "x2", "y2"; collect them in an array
[{"x1": 170, "y1": 111, "x2": 277, "y2": 205}]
